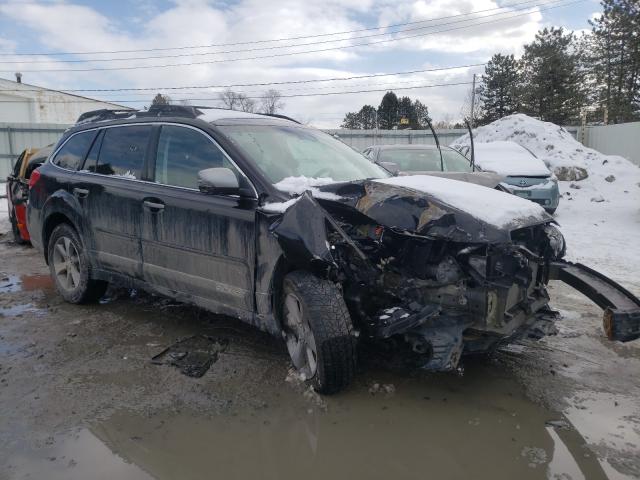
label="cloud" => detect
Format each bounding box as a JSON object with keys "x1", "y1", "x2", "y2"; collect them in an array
[{"x1": 0, "y1": 0, "x2": 585, "y2": 127}]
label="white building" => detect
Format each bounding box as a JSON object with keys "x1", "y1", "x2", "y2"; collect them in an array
[{"x1": 0, "y1": 74, "x2": 129, "y2": 124}]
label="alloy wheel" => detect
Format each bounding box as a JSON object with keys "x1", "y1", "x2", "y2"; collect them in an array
[
  {"x1": 283, "y1": 292, "x2": 318, "y2": 380},
  {"x1": 52, "y1": 236, "x2": 81, "y2": 291}
]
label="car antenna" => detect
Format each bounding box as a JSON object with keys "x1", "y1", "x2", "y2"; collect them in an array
[
  {"x1": 465, "y1": 119, "x2": 476, "y2": 172},
  {"x1": 425, "y1": 118, "x2": 444, "y2": 172}
]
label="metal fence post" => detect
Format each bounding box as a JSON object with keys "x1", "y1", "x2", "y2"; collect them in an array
[{"x1": 7, "y1": 126, "x2": 14, "y2": 159}]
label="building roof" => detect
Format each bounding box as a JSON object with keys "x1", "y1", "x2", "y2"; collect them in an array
[{"x1": 0, "y1": 76, "x2": 129, "y2": 109}]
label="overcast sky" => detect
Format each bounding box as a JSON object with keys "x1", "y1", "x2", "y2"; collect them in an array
[{"x1": 0, "y1": 0, "x2": 600, "y2": 127}]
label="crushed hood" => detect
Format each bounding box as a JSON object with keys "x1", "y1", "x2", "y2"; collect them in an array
[{"x1": 316, "y1": 175, "x2": 552, "y2": 243}]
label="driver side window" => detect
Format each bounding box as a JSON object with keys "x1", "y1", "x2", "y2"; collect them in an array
[{"x1": 154, "y1": 125, "x2": 238, "y2": 189}]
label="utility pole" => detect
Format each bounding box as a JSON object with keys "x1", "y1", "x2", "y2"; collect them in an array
[{"x1": 470, "y1": 73, "x2": 477, "y2": 129}]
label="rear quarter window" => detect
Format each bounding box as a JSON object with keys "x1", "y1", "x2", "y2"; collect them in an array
[{"x1": 52, "y1": 130, "x2": 97, "y2": 171}]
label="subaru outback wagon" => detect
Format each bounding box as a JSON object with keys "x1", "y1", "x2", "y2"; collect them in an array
[{"x1": 27, "y1": 106, "x2": 640, "y2": 394}]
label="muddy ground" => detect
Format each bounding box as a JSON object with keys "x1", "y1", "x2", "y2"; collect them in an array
[{"x1": 1, "y1": 234, "x2": 639, "y2": 480}]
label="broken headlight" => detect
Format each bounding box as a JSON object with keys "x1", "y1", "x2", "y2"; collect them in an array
[{"x1": 543, "y1": 225, "x2": 566, "y2": 260}]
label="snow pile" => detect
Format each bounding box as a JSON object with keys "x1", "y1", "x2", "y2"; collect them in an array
[
  {"x1": 472, "y1": 141, "x2": 551, "y2": 177},
  {"x1": 453, "y1": 114, "x2": 591, "y2": 171},
  {"x1": 453, "y1": 114, "x2": 640, "y2": 291},
  {"x1": 274, "y1": 176, "x2": 341, "y2": 200},
  {"x1": 375, "y1": 175, "x2": 548, "y2": 229}
]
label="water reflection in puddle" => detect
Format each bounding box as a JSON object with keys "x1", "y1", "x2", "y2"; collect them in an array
[
  {"x1": 0, "y1": 273, "x2": 54, "y2": 294},
  {"x1": 8, "y1": 366, "x2": 613, "y2": 480},
  {"x1": 0, "y1": 303, "x2": 47, "y2": 317}
]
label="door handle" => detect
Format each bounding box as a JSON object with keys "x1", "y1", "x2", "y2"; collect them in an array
[
  {"x1": 73, "y1": 188, "x2": 89, "y2": 198},
  {"x1": 143, "y1": 200, "x2": 165, "y2": 212}
]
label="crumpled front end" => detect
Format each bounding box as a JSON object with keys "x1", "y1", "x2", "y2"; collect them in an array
[{"x1": 266, "y1": 179, "x2": 638, "y2": 373}]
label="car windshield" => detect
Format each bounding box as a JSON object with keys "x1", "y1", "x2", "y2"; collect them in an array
[
  {"x1": 219, "y1": 124, "x2": 390, "y2": 183},
  {"x1": 378, "y1": 147, "x2": 473, "y2": 173}
]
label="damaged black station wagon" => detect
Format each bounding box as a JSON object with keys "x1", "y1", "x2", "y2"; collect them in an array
[{"x1": 28, "y1": 106, "x2": 640, "y2": 393}]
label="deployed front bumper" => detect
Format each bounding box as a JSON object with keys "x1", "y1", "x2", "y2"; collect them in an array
[{"x1": 549, "y1": 261, "x2": 640, "y2": 342}]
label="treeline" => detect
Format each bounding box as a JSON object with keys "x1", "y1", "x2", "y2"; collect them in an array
[{"x1": 341, "y1": 93, "x2": 431, "y2": 129}]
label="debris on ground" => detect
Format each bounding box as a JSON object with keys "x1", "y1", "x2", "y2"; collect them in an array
[
  {"x1": 151, "y1": 335, "x2": 228, "y2": 378},
  {"x1": 368, "y1": 382, "x2": 396, "y2": 395}
]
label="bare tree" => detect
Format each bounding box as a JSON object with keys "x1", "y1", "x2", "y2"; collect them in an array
[
  {"x1": 260, "y1": 89, "x2": 285, "y2": 114},
  {"x1": 218, "y1": 89, "x2": 241, "y2": 110},
  {"x1": 238, "y1": 95, "x2": 256, "y2": 113}
]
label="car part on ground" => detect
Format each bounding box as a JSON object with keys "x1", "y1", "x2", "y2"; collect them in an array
[{"x1": 26, "y1": 108, "x2": 640, "y2": 394}]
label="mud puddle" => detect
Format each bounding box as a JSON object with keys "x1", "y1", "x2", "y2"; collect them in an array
[{"x1": 3, "y1": 361, "x2": 612, "y2": 480}]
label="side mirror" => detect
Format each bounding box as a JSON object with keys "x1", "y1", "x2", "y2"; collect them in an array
[
  {"x1": 198, "y1": 167, "x2": 254, "y2": 197},
  {"x1": 379, "y1": 161, "x2": 400, "y2": 175}
]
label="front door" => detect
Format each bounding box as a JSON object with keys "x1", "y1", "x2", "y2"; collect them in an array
[{"x1": 140, "y1": 124, "x2": 257, "y2": 316}]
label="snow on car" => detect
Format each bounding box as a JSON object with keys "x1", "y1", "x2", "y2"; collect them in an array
[{"x1": 453, "y1": 140, "x2": 560, "y2": 214}]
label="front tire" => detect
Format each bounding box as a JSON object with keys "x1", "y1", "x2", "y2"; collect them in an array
[
  {"x1": 282, "y1": 271, "x2": 356, "y2": 394},
  {"x1": 47, "y1": 223, "x2": 108, "y2": 304}
]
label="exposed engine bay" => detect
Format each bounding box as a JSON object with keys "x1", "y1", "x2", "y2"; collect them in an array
[{"x1": 268, "y1": 180, "x2": 640, "y2": 372}]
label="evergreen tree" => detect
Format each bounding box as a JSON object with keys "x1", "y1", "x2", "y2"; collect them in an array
[
  {"x1": 520, "y1": 27, "x2": 586, "y2": 124},
  {"x1": 152, "y1": 93, "x2": 171, "y2": 105},
  {"x1": 412, "y1": 100, "x2": 431, "y2": 127},
  {"x1": 588, "y1": 0, "x2": 640, "y2": 123},
  {"x1": 377, "y1": 91, "x2": 399, "y2": 129},
  {"x1": 357, "y1": 105, "x2": 377, "y2": 129},
  {"x1": 478, "y1": 54, "x2": 521, "y2": 124}
]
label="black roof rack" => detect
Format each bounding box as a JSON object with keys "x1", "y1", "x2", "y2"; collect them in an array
[
  {"x1": 259, "y1": 113, "x2": 301, "y2": 124},
  {"x1": 76, "y1": 109, "x2": 136, "y2": 124},
  {"x1": 136, "y1": 104, "x2": 210, "y2": 119},
  {"x1": 75, "y1": 104, "x2": 215, "y2": 125}
]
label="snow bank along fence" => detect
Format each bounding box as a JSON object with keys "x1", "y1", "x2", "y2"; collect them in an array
[
  {"x1": 0, "y1": 123, "x2": 70, "y2": 177},
  {"x1": 579, "y1": 122, "x2": 640, "y2": 167}
]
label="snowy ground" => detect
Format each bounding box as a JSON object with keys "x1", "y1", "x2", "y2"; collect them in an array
[{"x1": 453, "y1": 114, "x2": 640, "y2": 294}]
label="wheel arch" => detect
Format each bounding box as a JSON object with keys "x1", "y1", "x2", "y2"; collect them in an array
[{"x1": 41, "y1": 191, "x2": 85, "y2": 264}]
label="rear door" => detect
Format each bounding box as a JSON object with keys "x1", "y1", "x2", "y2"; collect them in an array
[
  {"x1": 140, "y1": 124, "x2": 257, "y2": 315},
  {"x1": 74, "y1": 124, "x2": 155, "y2": 279}
]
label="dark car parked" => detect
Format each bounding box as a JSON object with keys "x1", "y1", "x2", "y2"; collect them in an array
[
  {"x1": 363, "y1": 144, "x2": 504, "y2": 189},
  {"x1": 6, "y1": 145, "x2": 53, "y2": 243},
  {"x1": 27, "y1": 106, "x2": 640, "y2": 394}
]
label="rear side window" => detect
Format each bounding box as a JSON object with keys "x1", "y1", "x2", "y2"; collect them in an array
[
  {"x1": 52, "y1": 130, "x2": 97, "y2": 170},
  {"x1": 154, "y1": 125, "x2": 237, "y2": 189},
  {"x1": 93, "y1": 125, "x2": 152, "y2": 179}
]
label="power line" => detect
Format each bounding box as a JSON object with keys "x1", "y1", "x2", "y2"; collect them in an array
[
  {"x1": 0, "y1": 0, "x2": 566, "y2": 57},
  {"x1": 0, "y1": 80, "x2": 473, "y2": 103},
  {"x1": 0, "y1": 62, "x2": 486, "y2": 93},
  {"x1": 0, "y1": 0, "x2": 585, "y2": 73},
  {"x1": 0, "y1": 0, "x2": 568, "y2": 64}
]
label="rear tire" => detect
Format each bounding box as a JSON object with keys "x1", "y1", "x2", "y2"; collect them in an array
[
  {"x1": 47, "y1": 223, "x2": 108, "y2": 304},
  {"x1": 282, "y1": 271, "x2": 357, "y2": 394}
]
